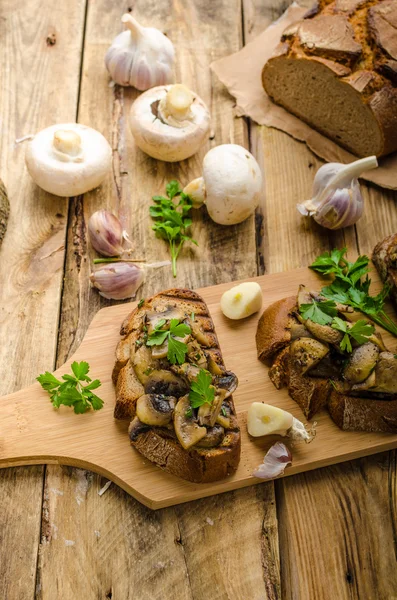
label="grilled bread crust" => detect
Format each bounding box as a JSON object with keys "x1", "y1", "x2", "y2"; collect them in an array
[{"x1": 113, "y1": 288, "x2": 241, "y2": 483}]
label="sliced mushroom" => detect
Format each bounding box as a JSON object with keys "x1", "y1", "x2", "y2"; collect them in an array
[
  {"x1": 216, "y1": 403, "x2": 231, "y2": 428},
  {"x1": 370, "y1": 352, "x2": 397, "y2": 394},
  {"x1": 151, "y1": 339, "x2": 169, "y2": 359},
  {"x1": 173, "y1": 395, "x2": 207, "y2": 449},
  {"x1": 128, "y1": 417, "x2": 150, "y2": 441},
  {"x1": 191, "y1": 320, "x2": 212, "y2": 346},
  {"x1": 171, "y1": 362, "x2": 201, "y2": 383},
  {"x1": 206, "y1": 354, "x2": 224, "y2": 376},
  {"x1": 196, "y1": 424, "x2": 225, "y2": 448},
  {"x1": 198, "y1": 388, "x2": 226, "y2": 427},
  {"x1": 351, "y1": 370, "x2": 376, "y2": 392},
  {"x1": 343, "y1": 342, "x2": 379, "y2": 384},
  {"x1": 297, "y1": 284, "x2": 312, "y2": 307},
  {"x1": 144, "y1": 369, "x2": 189, "y2": 397},
  {"x1": 186, "y1": 340, "x2": 207, "y2": 368},
  {"x1": 213, "y1": 371, "x2": 238, "y2": 396},
  {"x1": 145, "y1": 307, "x2": 185, "y2": 334},
  {"x1": 290, "y1": 337, "x2": 329, "y2": 374},
  {"x1": 133, "y1": 344, "x2": 156, "y2": 384},
  {"x1": 290, "y1": 323, "x2": 313, "y2": 340},
  {"x1": 305, "y1": 319, "x2": 343, "y2": 345},
  {"x1": 136, "y1": 394, "x2": 176, "y2": 426}
]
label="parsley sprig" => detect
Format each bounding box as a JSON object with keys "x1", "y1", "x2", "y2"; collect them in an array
[
  {"x1": 150, "y1": 180, "x2": 198, "y2": 278},
  {"x1": 331, "y1": 318, "x2": 375, "y2": 353},
  {"x1": 146, "y1": 318, "x2": 191, "y2": 364},
  {"x1": 37, "y1": 361, "x2": 103, "y2": 414},
  {"x1": 189, "y1": 369, "x2": 215, "y2": 408},
  {"x1": 300, "y1": 299, "x2": 338, "y2": 325},
  {"x1": 310, "y1": 248, "x2": 397, "y2": 336}
]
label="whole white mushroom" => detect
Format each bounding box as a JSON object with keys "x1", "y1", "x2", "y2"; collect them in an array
[
  {"x1": 25, "y1": 123, "x2": 112, "y2": 197},
  {"x1": 183, "y1": 144, "x2": 262, "y2": 225},
  {"x1": 129, "y1": 84, "x2": 210, "y2": 162}
]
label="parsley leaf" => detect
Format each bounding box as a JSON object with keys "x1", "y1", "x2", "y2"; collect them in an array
[
  {"x1": 300, "y1": 299, "x2": 338, "y2": 325},
  {"x1": 150, "y1": 180, "x2": 198, "y2": 277},
  {"x1": 138, "y1": 298, "x2": 145, "y2": 308},
  {"x1": 146, "y1": 318, "x2": 191, "y2": 364},
  {"x1": 331, "y1": 318, "x2": 374, "y2": 353},
  {"x1": 37, "y1": 361, "x2": 104, "y2": 414},
  {"x1": 310, "y1": 248, "x2": 397, "y2": 337},
  {"x1": 189, "y1": 370, "x2": 215, "y2": 408}
]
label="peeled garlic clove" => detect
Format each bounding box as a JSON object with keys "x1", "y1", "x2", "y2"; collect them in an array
[
  {"x1": 247, "y1": 402, "x2": 293, "y2": 437},
  {"x1": 105, "y1": 14, "x2": 175, "y2": 90},
  {"x1": 297, "y1": 156, "x2": 378, "y2": 230},
  {"x1": 88, "y1": 210, "x2": 125, "y2": 257},
  {"x1": 220, "y1": 282, "x2": 263, "y2": 320},
  {"x1": 90, "y1": 262, "x2": 144, "y2": 300}
]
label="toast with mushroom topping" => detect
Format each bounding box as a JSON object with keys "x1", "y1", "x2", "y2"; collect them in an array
[
  {"x1": 113, "y1": 288, "x2": 241, "y2": 483},
  {"x1": 256, "y1": 284, "x2": 397, "y2": 433}
]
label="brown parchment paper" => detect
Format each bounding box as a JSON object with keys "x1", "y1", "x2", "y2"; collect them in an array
[{"x1": 210, "y1": 2, "x2": 397, "y2": 190}]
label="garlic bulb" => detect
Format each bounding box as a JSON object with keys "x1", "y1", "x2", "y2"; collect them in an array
[
  {"x1": 297, "y1": 156, "x2": 378, "y2": 230},
  {"x1": 105, "y1": 14, "x2": 174, "y2": 90},
  {"x1": 90, "y1": 262, "x2": 144, "y2": 300},
  {"x1": 88, "y1": 210, "x2": 129, "y2": 257},
  {"x1": 25, "y1": 123, "x2": 112, "y2": 197}
]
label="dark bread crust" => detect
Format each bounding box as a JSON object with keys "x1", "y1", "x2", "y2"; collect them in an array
[
  {"x1": 256, "y1": 296, "x2": 297, "y2": 361},
  {"x1": 328, "y1": 390, "x2": 397, "y2": 432},
  {"x1": 132, "y1": 428, "x2": 241, "y2": 483},
  {"x1": 288, "y1": 361, "x2": 331, "y2": 419},
  {"x1": 114, "y1": 288, "x2": 241, "y2": 482},
  {"x1": 262, "y1": 0, "x2": 397, "y2": 157}
]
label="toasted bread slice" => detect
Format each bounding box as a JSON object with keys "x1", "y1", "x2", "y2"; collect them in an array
[
  {"x1": 288, "y1": 360, "x2": 331, "y2": 420},
  {"x1": 256, "y1": 296, "x2": 297, "y2": 361},
  {"x1": 268, "y1": 346, "x2": 290, "y2": 389},
  {"x1": 328, "y1": 390, "x2": 397, "y2": 433},
  {"x1": 113, "y1": 288, "x2": 241, "y2": 483}
]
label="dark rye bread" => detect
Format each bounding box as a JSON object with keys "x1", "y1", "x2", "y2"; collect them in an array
[
  {"x1": 372, "y1": 233, "x2": 397, "y2": 307},
  {"x1": 328, "y1": 389, "x2": 397, "y2": 432},
  {"x1": 256, "y1": 295, "x2": 297, "y2": 361},
  {"x1": 288, "y1": 361, "x2": 331, "y2": 419},
  {"x1": 130, "y1": 427, "x2": 240, "y2": 483},
  {"x1": 113, "y1": 288, "x2": 241, "y2": 483},
  {"x1": 262, "y1": 0, "x2": 397, "y2": 157}
]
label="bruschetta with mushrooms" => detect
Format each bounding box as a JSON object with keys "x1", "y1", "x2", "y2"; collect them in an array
[
  {"x1": 256, "y1": 285, "x2": 397, "y2": 433},
  {"x1": 113, "y1": 288, "x2": 241, "y2": 483}
]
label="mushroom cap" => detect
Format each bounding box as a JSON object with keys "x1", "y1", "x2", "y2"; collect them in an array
[
  {"x1": 203, "y1": 144, "x2": 262, "y2": 225},
  {"x1": 25, "y1": 123, "x2": 112, "y2": 197},
  {"x1": 129, "y1": 85, "x2": 210, "y2": 162}
]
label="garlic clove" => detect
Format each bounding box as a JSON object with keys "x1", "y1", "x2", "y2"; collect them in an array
[
  {"x1": 88, "y1": 210, "x2": 125, "y2": 257},
  {"x1": 220, "y1": 282, "x2": 263, "y2": 320},
  {"x1": 252, "y1": 442, "x2": 292, "y2": 480},
  {"x1": 247, "y1": 402, "x2": 293, "y2": 437},
  {"x1": 297, "y1": 156, "x2": 377, "y2": 230},
  {"x1": 90, "y1": 262, "x2": 144, "y2": 300},
  {"x1": 105, "y1": 14, "x2": 175, "y2": 91}
]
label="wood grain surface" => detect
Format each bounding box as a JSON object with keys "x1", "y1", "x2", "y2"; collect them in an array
[{"x1": 0, "y1": 0, "x2": 396, "y2": 599}]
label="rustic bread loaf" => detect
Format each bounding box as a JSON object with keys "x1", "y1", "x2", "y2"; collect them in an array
[
  {"x1": 113, "y1": 288, "x2": 241, "y2": 483},
  {"x1": 328, "y1": 390, "x2": 397, "y2": 432},
  {"x1": 372, "y1": 232, "x2": 397, "y2": 307},
  {"x1": 262, "y1": 0, "x2": 397, "y2": 157}
]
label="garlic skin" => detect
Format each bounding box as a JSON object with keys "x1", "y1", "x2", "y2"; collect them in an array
[
  {"x1": 88, "y1": 210, "x2": 126, "y2": 257},
  {"x1": 252, "y1": 442, "x2": 292, "y2": 480},
  {"x1": 297, "y1": 156, "x2": 378, "y2": 230},
  {"x1": 25, "y1": 123, "x2": 112, "y2": 197},
  {"x1": 90, "y1": 262, "x2": 144, "y2": 300},
  {"x1": 129, "y1": 84, "x2": 210, "y2": 162},
  {"x1": 105, "y1": 14, "x2": 174, "y2": 90}
]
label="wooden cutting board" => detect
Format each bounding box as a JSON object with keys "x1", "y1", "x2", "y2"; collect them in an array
[{"x1": 1, "y1": 267, "x2": 397, "y2": 509}]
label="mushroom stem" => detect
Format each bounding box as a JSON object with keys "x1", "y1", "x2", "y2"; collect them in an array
[
  {"x1": 53, "y1": 130, "x2": 82, "y2": 158},
  {"x1": 183, "y1": 177, "x2": 206, "y2": 208},
  {"x1": 121, "y1": 13, "x2": 144, "y2": 41},
  {"x1": 165, "y1": 85, "x2": 194, "y2": 120}
]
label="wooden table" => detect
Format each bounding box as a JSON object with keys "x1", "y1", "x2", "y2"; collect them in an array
[{"x1": 1, "y1": 1, "x2": 396, "y2": 598}]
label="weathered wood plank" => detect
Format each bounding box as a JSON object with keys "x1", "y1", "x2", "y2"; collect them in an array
[
  {"x1": 244, "y1": 1, "x2": 397, "y2": 598},
  {"x1": 38, "y1": 0, "x2": 260, "y2": 598},
  {"x1": 0, "y1": 2, "x2": 86, "y2": 599}
]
